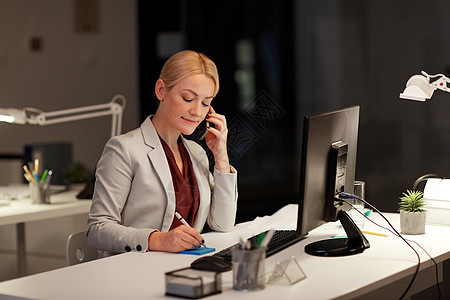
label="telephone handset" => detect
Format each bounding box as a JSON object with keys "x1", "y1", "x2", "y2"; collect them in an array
[
  {"x1": 198, "y1": 107, "x2": 215, "y2": 140},
  {"x1": 198, "y1": 119, "x2": 209, "y2": 140}
]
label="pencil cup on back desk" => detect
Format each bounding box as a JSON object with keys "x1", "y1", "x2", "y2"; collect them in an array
[
  {"x1": 23, "y1": 159, "x2": 52, "y2": 204},
  {"x1": 29, "y1": 181, "x2": 51, "y2": 204}
]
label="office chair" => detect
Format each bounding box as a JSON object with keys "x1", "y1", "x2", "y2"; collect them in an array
[{"x1": 65, "y1": 231, "x2": 99, "y2": 266}]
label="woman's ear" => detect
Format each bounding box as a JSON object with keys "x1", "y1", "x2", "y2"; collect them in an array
[{"x1": 155, "y1": 79, "x2": 165, "y2": 101}]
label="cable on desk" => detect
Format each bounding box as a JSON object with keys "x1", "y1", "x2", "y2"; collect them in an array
[{"x1": 336, "y1": 193, "x2": 441, "y2": 300}]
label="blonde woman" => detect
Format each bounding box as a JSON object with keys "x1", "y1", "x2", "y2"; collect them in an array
[{"x1": 87, "y1": 50, "x2": 237, "y2": 254}]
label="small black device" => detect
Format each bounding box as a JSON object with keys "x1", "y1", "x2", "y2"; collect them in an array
[
  {"x1": 323, "y1": 141, "x2": 349, "y2": 221},
  {"x1": 190, "y1": 256, "x2": 232, "y2": 273},
  {"x1": 198, "y1": 119, "x2": 209, "y2": 140}
]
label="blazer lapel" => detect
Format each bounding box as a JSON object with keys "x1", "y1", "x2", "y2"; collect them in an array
[{"x1": 141, "y1": 117, "x2": 176, "y2": 232}]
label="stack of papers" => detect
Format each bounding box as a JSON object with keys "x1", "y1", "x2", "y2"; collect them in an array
[
  {"x1": 0, "y1": 184, "x2": 30, "y2": 200},
  {"x1": 424, "y1": 179, "x2": 450, "y2": 226},
  {"x1": 247, "y1": 204, "x2": 297, "y2": 230},
  {"x1": 0, "y1": 184, "x2": 68, "y2": 201}
]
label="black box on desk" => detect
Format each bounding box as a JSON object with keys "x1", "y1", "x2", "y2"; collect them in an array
[
  {"x1": 165, "y1": 267, "x2": 221, "y2": 299},
  {"x1": 24, "y1": 142, "x2": 72, "y2": 185}
]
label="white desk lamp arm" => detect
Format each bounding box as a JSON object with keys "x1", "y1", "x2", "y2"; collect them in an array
[
  {"x1": 25, "y1": 95, "x2": 126, "y2": 137},
  {"x1": 422, "y1": 71, "x2": 450, "y2": 93}
]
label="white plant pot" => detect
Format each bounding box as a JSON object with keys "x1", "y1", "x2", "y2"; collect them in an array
[{"x1": 400, "y1": 211, "x2": 426, "y2": 235}]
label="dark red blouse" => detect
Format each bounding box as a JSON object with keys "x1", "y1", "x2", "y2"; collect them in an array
[{"x1": 159, "y1": 136, "x2": 200, "y2": 230}]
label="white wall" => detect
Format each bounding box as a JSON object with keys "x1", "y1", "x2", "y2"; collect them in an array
[
  {"x1": 0, "y1": 0, "x2": 138, "y2": 281},
  {"x1": 0, "y1": 0, "x2": 139, "y2": 170}
]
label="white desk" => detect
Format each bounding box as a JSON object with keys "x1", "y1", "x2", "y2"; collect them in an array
[
  {"x1": 0, "y1": 205, "x2": 448, "y2": 300},
  {"x1": 0, "y1": 187, "x2": 91, "y2": 276}
]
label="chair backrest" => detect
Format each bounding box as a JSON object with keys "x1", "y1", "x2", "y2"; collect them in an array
[{"x1": 65, "y1": 231, "x2": 99, "y2": 266}]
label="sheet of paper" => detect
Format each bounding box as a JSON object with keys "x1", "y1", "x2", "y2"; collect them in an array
[
  {"x1": 0, "y1": 184, "x2": 29, "y2": 200},
  {"x1": 247, "y1": 204, "x2": 297, "y2": 230},
  {"x1": 424, "y1": 179, "x2": 450, "y2": 201}
]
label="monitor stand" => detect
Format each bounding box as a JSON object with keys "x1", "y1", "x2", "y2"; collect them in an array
[{"x1": 304, "y1": 210, "x2": 370, "y2": 256}]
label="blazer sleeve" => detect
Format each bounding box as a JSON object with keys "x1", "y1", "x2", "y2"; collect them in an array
[
  {"x1": 206, "y1": 166, "x2": 238, "y2": 232},
  {"x1": 184, "y1": 139, "x2": 238, "y2": 232},
  {"x1": 86, "y1": 136, "x2": 154, "y2": 254}
]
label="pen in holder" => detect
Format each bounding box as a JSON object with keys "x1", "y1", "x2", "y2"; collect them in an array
[{"x1": 232, "y1": 246, "x2": 266, "y2": 291}]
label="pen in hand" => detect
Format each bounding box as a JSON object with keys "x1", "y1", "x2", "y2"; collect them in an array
[{"x1": 174, "y1": 211, "x2": 207, "y2": 248}]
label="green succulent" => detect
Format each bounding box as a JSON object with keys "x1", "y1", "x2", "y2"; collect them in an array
[{"x1": 399, "y1": 190, "x2": 426, "y2": 213}]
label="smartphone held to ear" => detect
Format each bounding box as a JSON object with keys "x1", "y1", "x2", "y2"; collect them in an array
[{"x1": 198, "y1": 119, "x2": 209, "y2": 140}]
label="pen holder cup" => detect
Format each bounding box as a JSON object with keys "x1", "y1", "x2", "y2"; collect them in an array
[
  {"x1": 29, "y1": 182, "x2": 50, "y2": 204},
  {"x1": 232, "y1": 247, "x2": 266, "y2": 291}
]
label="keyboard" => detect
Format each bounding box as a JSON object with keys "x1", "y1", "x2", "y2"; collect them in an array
[{"x1": 213, "y1": 230, "x2": 305, "y2": 261}]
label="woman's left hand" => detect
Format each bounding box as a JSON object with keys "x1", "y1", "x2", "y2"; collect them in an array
[{"x1": 204, "y1": 106, "x2": 231, "y2": 173}]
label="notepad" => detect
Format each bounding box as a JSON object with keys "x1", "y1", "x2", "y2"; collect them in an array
[{"x1": 179, "y1": 247, "x2": 215, "y2": 255}]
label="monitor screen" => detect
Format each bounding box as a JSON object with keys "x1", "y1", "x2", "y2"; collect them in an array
[{"x1": 296, "y1": 106, "x2": 369, "y2": 256}]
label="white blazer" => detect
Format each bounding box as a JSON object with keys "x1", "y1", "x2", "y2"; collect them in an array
[{"x1": 86, "y1": 117, "x2": 238, "y2": 254}]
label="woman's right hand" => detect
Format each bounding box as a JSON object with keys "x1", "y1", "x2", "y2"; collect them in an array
[{"x1": 147, "y1": 225, "x2": 204, "y2": 252}]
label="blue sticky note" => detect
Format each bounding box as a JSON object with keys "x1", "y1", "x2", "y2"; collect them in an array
[{"x1": 179, "y1": 247, "x2": 215, "y2": 255}]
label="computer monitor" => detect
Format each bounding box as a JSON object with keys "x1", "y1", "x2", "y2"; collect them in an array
[{"x1": 297, "y1": 106, "x2": 370, "y2": 256}]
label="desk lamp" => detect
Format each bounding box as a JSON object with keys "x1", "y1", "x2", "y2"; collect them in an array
[
  {"x1": 0, "y1": 94, "x2": 126, "y2": 137},
  {"x1": 399, "y1": 71, "x2": 450, "y2": 101},
  {"x1": 400, "y1": 72, "x2": 450, "y2": 229},
  {"x1": 0, "y1": 94, "x2": 126, "y2": 198}
]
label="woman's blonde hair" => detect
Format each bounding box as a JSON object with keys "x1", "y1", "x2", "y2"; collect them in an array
[{"x1": 158, "y1": 50, "x2": 219, "y2": 97}]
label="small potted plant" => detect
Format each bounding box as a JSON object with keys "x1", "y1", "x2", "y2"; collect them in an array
[{"x1": 399, "y1": 190, "x2": 426, "y2": 235}]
